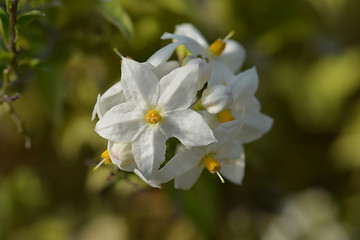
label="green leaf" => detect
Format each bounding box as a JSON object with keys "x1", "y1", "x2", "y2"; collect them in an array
[
  {"x1": 97, "y1": 0, "x2": 134, "y2": 39},
  {"x1": 16, "y1": 10, "x2": 45, "y2": 37},
  {"x1": 0, "y1": 7, "x2": 9, "y2": 47},
  {"x1": 0, "y1": 51, "x2": 12, "y2": 64}
]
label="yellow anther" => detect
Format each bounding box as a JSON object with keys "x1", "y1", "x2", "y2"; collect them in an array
[
  {"x1": 204, "y1": 155, "x2": 221, "y2": 173},
  {"x1": 209, "y1": 38, "x2": 225, "y2": 56},
  {"x1": 145, "y1": 109, "x2": 161, "y2": 124},
  {"x1": 101, "y1": 150, "x2": 112, "y2": 164},
  {"x1": 209, "y1": 30, "x2": 235, "y2": 56},
  {"x1": 218, "y1": 110, "x2": 235, "y2": 123},
  {"x1": 203, "y1": 155, "x2": 225, "y2": 183},
  {"x1": 93, "y1": 149, "x2": 112, "y2": 171}
]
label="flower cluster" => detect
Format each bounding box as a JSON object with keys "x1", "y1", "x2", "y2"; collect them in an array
[{"x1": 92, "y1": 23, "x2": 273, "y2": 189}]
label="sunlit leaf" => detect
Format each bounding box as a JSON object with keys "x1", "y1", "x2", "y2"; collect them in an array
[
  {"x1": 97, "y1": 0, "x2": 134, "y2": 39},
  {"x1": 0, "y1": 7, "x2": 9, "y2": 47},
  {"x1": 16, "y1": 10, "x2": 45, "y2": 38}
]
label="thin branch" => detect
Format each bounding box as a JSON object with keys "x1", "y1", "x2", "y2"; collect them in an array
[
  {"x1": 3, "y1": 100, "x2": 33, "y2": 149},
  {"x1": 0, "y1": 92, "x2": 21, "y2": 103},
  {"x1": 0, "y1": 0, "x2": 34, "y2": 149},
  {"x1": 9, "y1": 0, "x2": 19, "y2": 53},
  {"x1": 1, "y1": 69, "x2": 33, "y2": 149}
]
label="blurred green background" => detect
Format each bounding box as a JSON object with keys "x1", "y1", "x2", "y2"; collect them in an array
[{"x1": 0, "y1": 0, "x2": 360, "y2": 239}]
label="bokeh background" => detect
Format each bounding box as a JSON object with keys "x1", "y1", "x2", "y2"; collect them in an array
[{"x1": 1, "y1": 0, "x2": 360, "y2": 239}]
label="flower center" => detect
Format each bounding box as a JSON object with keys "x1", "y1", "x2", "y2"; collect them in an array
[
  {"x1": 93, "y1": 149, "x2": 112, "y2": 171},
  {"x1": 203, "y1": 155, "x2": 225, "y2": 183},
  {"x1": 209, "y1": 30, "x2": 235, "y2": 56},
  {"x1": 218, "y1": 110, "x2": 235, "y2": 123},
  {"x1": 145, "y1": 109, "x2": 161, "y2": 124}
]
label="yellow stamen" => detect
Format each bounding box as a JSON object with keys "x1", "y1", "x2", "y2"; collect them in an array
[
  {"x1": 113, "y1": 48, "x2": 123, "y2": 58},
  {"x1": 101, "y1": 150, "x2": 112, "y2": 164},
  {"x1": 93, "y1": 150, "x2": 112, "y2": 171},
  {"x1": 209, "y1": 30, "x2": 235, "y2": 56},
  {"x1": 223, "y1": 30, "x2": 235, "y2": 42},
  {"x1": 204, "y1": 155, "x2": 221, "y2": 173},
  {"x1": 145, "y1": 109, "x2": 161, "y2": 124},
  {"x1": 209, "y1": 39, "x2": 225, "y2": 56},
  {"x1": 203, "y1": 155, "x2": 225, "y2": 183},
  {"x1": 218, "y1": 110, "x2": 235, "y2": 123},
  {"x1": 216, "y1": 171, "x2": 225, "y2": 183}
]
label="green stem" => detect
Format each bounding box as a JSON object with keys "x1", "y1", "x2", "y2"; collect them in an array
[{"x1": 8, "y1": 0, "x2": 20, "y2": 80}]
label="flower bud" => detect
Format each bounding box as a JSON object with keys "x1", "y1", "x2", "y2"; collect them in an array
[
  {"x1": 201, "y1": 84, "x2": 233, "y2": 114},
  {"x1": 109, "y1": 142, "x2": 134, "y2": 167}
]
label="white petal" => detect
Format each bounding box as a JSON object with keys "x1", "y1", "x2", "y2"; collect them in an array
[
  {"x1": 174, "y1": 166, "x2": 204, "y2": 190},
  {"x1": 155, "y1": 145, "x2": 205, "y2": 183},
  {"x1": 121, "y1": 58, "x2": 160, "y2": 107},
  {"x1": 133, "y1": 169, "x2": 161, "y2": 189},
  {"x1": 92, "y1": 94, "x2": 101, "y2": 121},
  {"x1": 216, "y1": 39, "x2": 246, "y2": 73},
  {"x1": 219, "y1": 142, "x2": 245, "y2": 185},
  {"x1": 174, "y1": 23, "x2": 209, "y2": 48},
  {"x1": 161, "y1": 32, "x2": 207, "y2": 57},
  {"x1": 95, "y1": 83, "x2": 126, "y2": 120},
  {"x1": 214, "y1": 120, "x2": 244, "y2": 144},
  {"x1": 228, "y1": 67, "x2": 259, "y2": 100},
  {"x1": 146, "y1": 41, "x2": 183, "y2": 67},
  {"x1": 232, "y1": 95, "x2": 261, "y2": 115},
  {"x1": 216, "y1": 139, "x2": 244, "y2": 161},
  {"x1": 196, "y1": 59, "x2": 211, "y2": 90},
  {"x1": 201, "y1": 85, "x2": 233, "y2": 114},
  {"x1": 131, "y1": 125, "x2": 167, "y2": 179},
  {"x1": 239, "y1": 110, "x2": 273, "y2": 143},
  {"x1": 158, "y1": 58, "x2": 208, "y2": 112},
  {"x1": 196, "y1": 110, "x2": 220, "y2": 130},
  {"x1": 101, "y1": 80, "x2": 123, "y2": 99},
  {"x1": 108, "y1": 141, "x2": 136, "y2": 172},
  {"x1": 152, "y1": 60, "x2": 179, "y2": 79},
  {"x1": 161, "y1": 109, "x2": 216, "y2": 147},
  {"x1": 207, "y1": 61, "x2": 235, "y2": 87},
  {"x1": 205, "y1": 120, "x2": 243, "y2": 155},
  {"x1": 95, "y1": 102, "x2": 145, "y2": 143}
]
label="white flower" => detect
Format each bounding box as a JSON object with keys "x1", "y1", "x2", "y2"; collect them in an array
[
  {"x1": 155, "y1": 120, "x2": 245, "y2": 190},
  {"x1": 92, "y1": 49, "x2": 181, "y2": 121},
  {"x1": 201, "y1": 84, "x2": 233, "y2": 114},
  {"x1": 204, "y1": 67, "x2": 273, "y2": 143},
  {"x1": 161, "y1": 23, "x2": 246, "y2": 73},
  {"x1": 95, "y1": 57, "x2": 216, "y2": 179}
]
